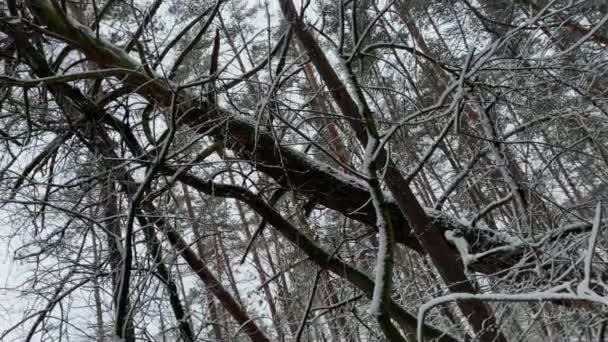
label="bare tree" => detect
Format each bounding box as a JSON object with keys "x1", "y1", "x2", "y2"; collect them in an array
[{"x1": 1, "y1": 0, "x2": 608, "y2": 341}]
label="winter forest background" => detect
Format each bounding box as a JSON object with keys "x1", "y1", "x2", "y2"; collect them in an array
[{"x1": 0, "y1": 0, "x2": 608, "y2": 341}]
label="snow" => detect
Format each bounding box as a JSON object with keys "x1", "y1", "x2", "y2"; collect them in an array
[
  {"x1": 420, "y1": 205, "x2": 608, "y2": 340},
  {"x1": 368, "y1": 186, "x2": 387, "y2": 317},
  {"x1": 548, "y1": 12, "x2": 608, "y2": 59},
  {"x1": 444, "y1": 230, "x2": 473, "y2": 272},
  {"x1": 329, "y1": 48, "x2": 365, "y2": 114},
  {"x1": 577, "y1": 202, "x2": 603, "y2": 296},
  {"x1": 417, "y1": 290, "x2": 608, "y2": 342},
  {"x1": 285, "y1": 141, "x2": 368, "y2": 190},
  {"x1": 310, "y1": 158, "x2": 368, "y2": 190},
  {"x1": 364, "y1": 136, "x2": 389, "y2": 317},
  {"x1": 362, "y1": 134, "x2": 377, "y2": 176}
]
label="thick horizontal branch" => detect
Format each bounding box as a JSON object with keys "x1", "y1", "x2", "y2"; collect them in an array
[{"x1": 0, "y1": 68, "x2": 147, "y2": 86}]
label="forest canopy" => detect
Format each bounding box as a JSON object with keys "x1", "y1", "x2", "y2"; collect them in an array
[{"x1": 0, "y1": 0, "x2": 607, "y2": 341}]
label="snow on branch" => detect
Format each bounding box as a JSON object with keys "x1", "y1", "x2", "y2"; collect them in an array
[
  {"x1": 417, "y1": 290, "x2": 608, "y2": 342},
  {"x1": 577, "y1": 202, "x2": 603, "y2": 296},
  {"x1": 444, "y1": 230, "x2": 473, "y2": 272},
  {"x1": 364, "y1": 136, "x2": 393, "y2": 317}
]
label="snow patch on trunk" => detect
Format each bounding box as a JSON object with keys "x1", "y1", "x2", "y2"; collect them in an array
[{"x1": 368, "y1": 186, "x2": 388, "y2": 316}]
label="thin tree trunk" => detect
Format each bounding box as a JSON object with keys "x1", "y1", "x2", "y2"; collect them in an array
[
  {"x1": 232, "y1": 186, "x2": 288, "y2": 342},
  {"x1": 139, "y1": 215, "x2": 195, "y2": 342},
  {"x1": 91, "y1": 229, "x2": 105, "y2": 342},
  {"x1": 142, "y1": 200, "x2": 271, "y2": 342},
  {"x1": 181, "y1": 184, "x2": 224, "y2": 341},
  {"x1": 101, "y1": 182, "x2": 136, "y2": 342}
]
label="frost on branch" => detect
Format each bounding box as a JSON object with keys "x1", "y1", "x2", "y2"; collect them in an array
[{"x1": 444, "y1": 230, "x2": 473, "y2": 272}]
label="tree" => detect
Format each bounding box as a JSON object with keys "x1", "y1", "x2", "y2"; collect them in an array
[{"x1": 0, "y1": 0, "x2": 607, "y2": 341}]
